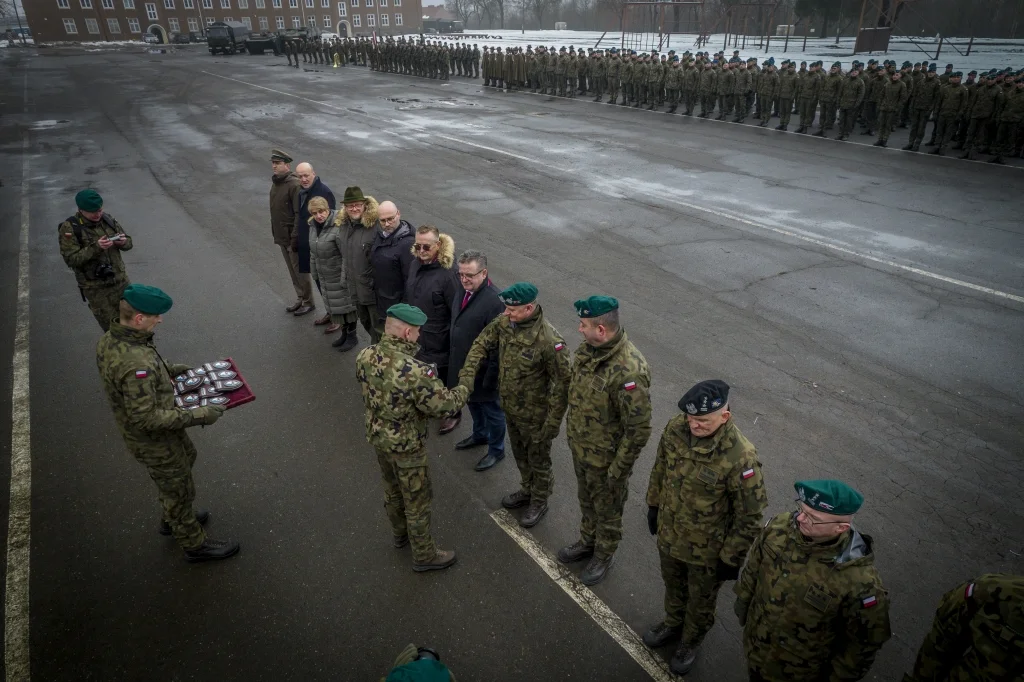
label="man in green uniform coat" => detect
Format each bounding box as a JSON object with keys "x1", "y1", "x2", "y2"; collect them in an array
[
  {"x1": 875, "y1": 70, "x2": 909, "y2": 147},
  {"x1": 643, "y1": 380, "x2": 767, "y2": 675},
  {"x1": 59, "y1": 189, "x2": 133, "y2": 332},
  {"x1": 929, "y1": 72, "x2": 969, "y2": 155},
  {"x1": 558, "y1": 296, "x2": 652, "y2": 586},
  {"x1": 776, "y1": 62, "x2": 797, "y2": 130},
  {"x1": 458, "y1": 283, "x2": 571, "y2": 529},
  {"x1": 356, "y1": 304, "x2": 470, "y2": 572},
  {"x1": 96, "y1": 284, "x2": 239, "y2": 562},
  {"x1": 836, "y1": 65, "x2": 865, "y2": 140},
  {"x1": 904, "y1": 63, "x2": 942, "y2": 151},
  {"x1": 757, "y1": 60, "x2": 780, "y2": 128},
  {"x1": 903, "y1": 573, "x2": 1023, "y2": 681},
  {"x1": 735, "y1": 480, "x2": 892, "y2": 682}
]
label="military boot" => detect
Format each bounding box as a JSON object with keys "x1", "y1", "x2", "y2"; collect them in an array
[
  {"x1": 775, "y1": 124, "x2": 787, "y2": 131},
  {"x1": 393, "y1": 535, "x2": 409, "y2": 549},
  {"x1": 669, "y1": 644, "x2": 698, "y2": 675},
  {"x1": 501, "y1": 489, "x2": 530, "y2": 509},
  {"x1": 608, "y1": 96, "x2": 616, "y2": 104},
  {"x1": 813, "y1": 129, "x2": 825, "y2": 136},
  {"x1": 413, "y1": 549, "x2": 457, "y2": 572},
  {"x1": 930, "y1": 146, "x2": 944, "y2": 155},
  {"x1": 642, "y1": 622, "x2": 682, "y2": 648},
  {"x1": 668, "y1": 105, "x2": 677, "y2": 113},
  {"x1": 556, "y1": 540, "x2": 595, "y2": 564},
  {"x1": 874, "y1": 139, "x2": 887, "y2": 147},
  {"x1": 334, "y1": 322, "x2": 358, "y2": 352},
  {"x1": 646, "y1": 103, "x2": 656, "y2": 110},
  {"x1": 911, "y1": 143, "x2": 920, "y2": 152},
  {"x1": 184, "y1": 537, "x2": 240, "y2": 563},
  {"x1": 519, "y1": 500, "x2": 548, "y2": 528},
  {"x1": 959, "y1": 148, "x2": 974, "y2": 160},
  {"x1": 580, "y1": 554, "x2": 614, "y2": 586},
  {"x1": 159, "y1": 508, "x2": 210, "y2": 536},
  {"x1": 990, "y1": 155, "x2": 1006, "y2": 164},
  {"x1": 902, "y1": 143, "x2": 914, "y2": 150}
]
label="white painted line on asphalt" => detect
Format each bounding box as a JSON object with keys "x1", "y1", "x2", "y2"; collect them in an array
[
  {"x1": 200, "y1": 70, "x2": 1024, "y2": 307},
  {"x1": 490, "y1": 509, "x2": 674, "y2": 682},
  {"x1": 5, "y1": 82, "x2": 33, "y2": 682}
]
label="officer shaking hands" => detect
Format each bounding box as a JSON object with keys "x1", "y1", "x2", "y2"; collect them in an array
[{"x1": 59, "y1": 189, "x2": 133, "y2": 332}]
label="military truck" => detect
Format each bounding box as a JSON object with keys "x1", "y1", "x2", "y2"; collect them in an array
[{"x1": 207, "y1": 21, "x2": 250, "y2": 55}]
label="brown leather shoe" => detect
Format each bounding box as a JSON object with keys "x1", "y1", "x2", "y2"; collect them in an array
[
  {"x1": 324, "y1": 323, "x2": 341, "y2": 334},
  {"x1": 314, "y1": 313, "x2": 332, "y2": 325},
  {"x1": 293, "y1": 305, "x2": 315, "y2": 316},
  {"x1": 438, "y1": 413, "x2": 461, "y2": 435},
  {"x1": 413, "y1": 549, "x2": 457, "y2": 572},
  {"x1": 285, "y1": 302, "x2": 302, "y2": 313}
]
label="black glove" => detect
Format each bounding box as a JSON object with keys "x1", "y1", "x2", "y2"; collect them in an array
[
  {"x1": 647, "y1": 506, "x2": 658, "y2": 535},
  {"x1": 715, "y1": 560, "x2": 740, "y2": 582}
]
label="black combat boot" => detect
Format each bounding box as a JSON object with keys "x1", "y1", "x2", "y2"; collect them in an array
[
  {"x1": 501, "y1": 489, "x2": 530, "y2": 509},
  {"x1": 519, "y1": 500, "x2": 548, "y2": 528},
  {"x1": 334, "y1": 322, "x2": 359, "y2": 352},
  {"x1": 775, "y1": 124, "x2": 786, "y2": 131},
  {"x1": 990, "y1": 155, "x2": 1005, "y2": 164},
  {"x1": 184, "y1": 538, "x2": 240, "y2": 563},
  {"x1": 902, "y1": 143, "x2": 914, "y2": 150},
  {"x1": 813, "y1": 129, "x2": 825, "y2": 137},
  {"x1": 580, "y1": 554, "x2": 614, "y2": 586},
  {"x1": 668, "y1": 105, "x2": 677, "y2": 113},
  {"x1": 669, "y1": 644, "x2": 698, "y2": 675},
  {"x1": 874, "y1": 139, "x2": 887, "y2": 147},
  {"x1": 556, "y1": 540, "x2": 595, "y2": 564},
  {"x1": 642, "y1": 622, "x2": 682, "y2": 648}
]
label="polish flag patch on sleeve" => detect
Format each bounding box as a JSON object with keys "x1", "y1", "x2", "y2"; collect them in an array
[
  {"x1": 965, "y1": 583, "x2": 975, "y2": 599},
  {"x1": 861, "y1": 595, "x2": 878, "y2": 609},
  {"x1": 741, "y1": 468, "x2": 756, "y2": 480},
  {"x1": 623, "y1": 381, "x2": 637, "y2": 391},
  {"x1": 554, "y1": 342, "x2": 565, "y2": 351},
  {"x1": 135, "y1": 370, "x2": 148, "y2": 379}
]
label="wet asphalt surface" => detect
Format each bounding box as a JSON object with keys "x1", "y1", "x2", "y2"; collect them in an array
[{"x1": 0, "y1": 45, "x2": 1022, "y2": 681}]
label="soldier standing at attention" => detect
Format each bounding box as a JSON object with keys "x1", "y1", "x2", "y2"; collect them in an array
[
  {"x1": 59, "y1": 189, "x2": 133, "y2": 332},
  {"x1": 903, "y1": 573, "x2": 1023, "y2": 681},
  {"x1": 96, "y1": 284, "x2": 239, "y2": 562},
  {"x1": 558, "y1": 296, "x2": 652, "y2": 586},
  {"x1": 642, "y1": 380, "x2": 767, "y2": 676},
  {"x1": 735, "y1": 480, "x2": 892, "y2": 682},
  {"x1": 356, "y1": 304, "x2": 470, "y2": 572},
  {"x1": 458, "y1": 283, "x2": 571, "y2": 528}
]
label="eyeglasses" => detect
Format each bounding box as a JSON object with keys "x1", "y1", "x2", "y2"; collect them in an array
[
  {"x1": 413, "y1": 243, "x2": 437, "y2": 252},
  {"x1": 458, "y1": 270, "x2": 484, "y2": 281},
  {"x1": 379, "y1": 214, "x2": 398, "y2": 224},
  {"x1": 794, "y1": 501, "x2": 845, "y2": 526}
]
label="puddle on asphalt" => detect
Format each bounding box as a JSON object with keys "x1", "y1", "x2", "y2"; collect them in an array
[
  {"x1": 381, "y1": 96, "x2": 477, "y2": 110},
  {"x1": 28, "y1": 119, "x2": 70, "y2": 130},
  {"x1": 147, "y1": 49, "x2": 167, "y2": 54}
]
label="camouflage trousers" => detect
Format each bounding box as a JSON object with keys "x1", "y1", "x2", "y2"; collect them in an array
[
  {"x1": 779, "y1": 98, "x2": 794, "y2": 126},
  {"x1": 877, "y1": 110, "x2": 898, "y2": 142},
  {"x1": 659, "y1": 548, "x2": 723, "y2": 648},
  {"x1": 933, "y1": 113, "x2": 958, "y2": 149},
  {"x1": 375, "y1": 448, "x2": 436, "y2": 564},
  {"x1": 838, "y1": 107, "x2": 857, "y2": 137},
  {"x1": 817, "y1": 99, "x2": 838, "y2": 131},
  {"x1": 84, "y1": 280, "x2": 129, "y2": 332},
  {"x1": 570, "y1": 450, "x2": 630, "y2": 559},
  {"x1": 507, "y1": 421, "x2": 553, "y2": 502},
  {"x1": 908, "y1": 108, "x2": 931, "y2": 146},
  {"x1": 798, "y1": 96, "x2": 817, "y2": 128},
  {"x1": 135, "y1": 434, "x2": 205, "y2": 550}
]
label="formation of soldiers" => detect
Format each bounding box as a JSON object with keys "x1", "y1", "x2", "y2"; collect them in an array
[{"x1": 279, "y1": 34, "x2": 377, "y2": 69}]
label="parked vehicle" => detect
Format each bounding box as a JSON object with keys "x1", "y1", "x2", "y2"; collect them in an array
[
  {"x1": 207, "y1": 20, "x2": 251, "y2": 55},
  {"x1": 244, "y1": 32, "x2": 279, "y2": 55},
  {"x1": 171, "y1": 32, "x2": 191, "y2": 44},
  {"x1": 143, "y1": 33, "x2": 160, "y2": 44}
]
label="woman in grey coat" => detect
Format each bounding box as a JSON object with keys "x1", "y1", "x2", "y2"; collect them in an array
[{"x1": 308, "y1": 196, "x2": 356, "y2": 348}]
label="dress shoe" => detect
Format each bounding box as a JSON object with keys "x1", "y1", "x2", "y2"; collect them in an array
[
  {"x1": 557, "y1": 540, "x2": 595, "y2": 564},
  {"x1": 580, "y1": 554, "x2": 614, "y2": 586},
  {"x1": 314, "y1": 313, "x2": 332, "y2": 325},
  {"x1": 642, "y1": 621, "x2": 682, "y2": 648},
  {"x1": 184, "y1": 537, "x2": 240, "y2": 563},
  {"x1": 455, "y1": 436, "x2": 487, "y2": 450},
  {"x1": 285, "y1": 301, "x2": 302, "y2": 313},
  {"x1": 669, "y1": 644, "x2": 698, "y2": 675},
  {"x1": 160, "y1": 509, "x2": 210, "y2": 536},
  {"x1": 474, "y1": 451, "x2": 504, "y2": 471},
  {"x1": 438, "y1": 413, "x2": 461, "y2": 435},
  {"x1": 501, "y1": 489, "x2": 530, "y2": 509},
  {"x1": 393, "y1": 535, "x2": 409, "y2": 549},
  {"x1": 324, "y1": 323, "x2": 341, "y2": 334},
  {"x1": 413, "y1": 549, "x2": 457, "y2": 572},
  {"x1": 292, "y1": 305, "x2": 315, "y2": 316},
  {"x1": 519, "y1": 500, "x2": 548, "y2": 528}
]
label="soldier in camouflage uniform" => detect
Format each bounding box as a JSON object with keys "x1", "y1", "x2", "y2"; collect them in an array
[
  {"x1": 458, "y1": 283, "x2": 570, "y2": 529},
  {"x1": 59, "y1": 189, "x2": 133, "y2": 332},
  {"x1": 642, "y1": 380, "x2": 767, "y2": 675},
  {"x1": 356, "y1": 303, "x2": 470, "y2": 572},
  {"x1": 903, "y1": 573, "x2": 1023, "y2": 681},
  {"x1": 558, "y1": 296, "x2": 652, "y2": 587},
  {"x1": 96, "y1": 284, "x2": 239, "y2": 562},
  {"x1": 735, "y1": 479, "x2": 892, "y2": 682}
]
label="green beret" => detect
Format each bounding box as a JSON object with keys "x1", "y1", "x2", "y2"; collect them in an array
[
  {"x1": 795, "y1": 479, "x2": 864, "y2": 516},
  {"x1": 832, "y1": 61, "x2": 842, "y2": 68},
  {"x1": 386, "y1": 303, "x2": 427, "y2": 326},
  {"x1": 75, "y1": 189, "x2": 103, "y2": 212},
  {"x1": 574, "y1": 295, "x2": 619, "y2": 318},
  {"x1": 122, "y1": 283, "x2": 173, "y2": 315},
  {"x1": 498, "y1": 282, "x2": 538, "y2": 306},
  {"x1": 385, "y1": 658, "x2": 452, "y2": 682}
]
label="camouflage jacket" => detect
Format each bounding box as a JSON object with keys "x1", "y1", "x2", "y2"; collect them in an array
[
  {"x1": 757, "y1": 71, "x2": 780, "y2": 99},
  {"x1": 879, "y1": 79, "x2": 909, "y2": 113},
  {"x1": 646, "y1": 416, "x2": 766, "y2": 567},
  {"x1": 59, "y1": 212, "x2": 133, "y2": 290},
  {"x1": 356, "y1": 334, "x2": 469, "y2": 464},
  {"x1": 96, "y1": 322, "x2": 210, "y2": 457},
  {"x1": 906, "y1": 573, "x2": 1023, "y2": 682},
  {"x1": 565, "y1": 330, "x2": 652, "y2": 477},
  {"x1": 458, "y1": 306, "x2": 570, "y2": 434},
  {"x1": 735, "y1": 513, "x2": 892, "y2": 682},
  {"x1": 820, "y1": 72, "x2": 843, "y2": 102},
  {"x1": 937, "y1": 82, "x2": 970, "y2": 117},
  {"x1": 838, "y1": 75, "x2": 866, "y2": 109}
]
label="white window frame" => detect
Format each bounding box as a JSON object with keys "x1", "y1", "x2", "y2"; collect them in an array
[
  {"x1": 255, "y1": 0, "x2": 264, "y2": 7},
  {"x1": 241, "y1": 15, "x2": 251, "y2": 27},
  {"x1": 323, "y1": 14, "x2": 330, "y2": 25},
  {"x1": 188, "y1": 16, "x2": 199, "y2": 29},
  {"x1": 304, "y1": 0, "x2": 312, "y2": 7},
  {"x1": 351, "y1": 13, "x2": 359, "y2": 25},
  {"x1": 79, "y1": 0, "x2": 92, "y2": 7},
  {"x1": 63, "y1": 17, "x2": 78, "y2": 32},
  {"x1": 145, "y1": 2, "x2": 158, "y2": 18},
  {"x1": 168, "y1": 16, "x2": 180, "y2": 30},
  {"x1": 183, "y1": 0, "x2": 193, "y2": 7},
  {"x1": 337, "y1": 2, "x2": 345, "y2": 15},
  {"x1": 206, "y1": 16, "x2": 215, "y2": 24},
  {"x1": 350, "y1": 0, "x2": 357, "y2": 7},
  {"x1": 379, "y1": 0, "x2": 386, "y2": 6},
  {"x1": 128, "y1": 16, "x2": 141, "y2": 30},
  {"x1": 57, "y1": 0, "x2": 71, "y2": 7},
  {"x1": 393, "y1": 0, "x2": 399, "y2": 7},
  {"x1": 220, "y1": 0, "x2": 229, "y2": 7},
  {"x1": 288, "y1": 0, "x2": 296, "y2": 7},
  {"x1": 107, "y1": 17, "x2": 122, "y2": 31},
  {"x1": 272, "y1": 0, "x2": 280, "y2": 7},
  {"x1": 291, "y1": 15, "x2": 300, "y2": 26},
  {"x1": 393, "y1": 11, "x2": 401, "y2": 23},
  {"x1": 84, "y1": 17, "x2": 100, "y2": 32},
  {"x1": 202, "y1": 0, "x2": 212, "y2": 7},
  {"x1": 365, "y1": 0, "x2": 372, "y2": 8},
  {"x1": 223, "y1": 15, "x2": 233, "y2": 20},
  {"x1": 275, "y1": 14, "x2": 284, "y2": 26},
  {"x1": 124, "y1": 0, "x2": 135, "y2": 7},
  {"x1": 102, "y1": 0, "x2": 114, "y2": 8},
  {"x1": 379, "y1": 11, "x2": 386, "y2": 24},
  {"x1": 238, "y1": 0, "x2": 247, "y2": 7},
  {"x1": 258, "y1": 15, "x2": 267, "y2": 28},
  {"x1": 163, "y1": 0, "x2": 173, "y2": 8},
  {"x1": 365, "y1": 11, "x2": 373, "y2": 25}
]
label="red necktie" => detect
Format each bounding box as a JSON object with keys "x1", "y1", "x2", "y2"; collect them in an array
[{"x1": 461, "y1": 291, "x2": 472, "y2": 310}]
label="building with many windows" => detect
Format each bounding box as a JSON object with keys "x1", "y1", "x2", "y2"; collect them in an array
[{"x1": 21, "y1": 0, "x2": 421, "y2": 42}]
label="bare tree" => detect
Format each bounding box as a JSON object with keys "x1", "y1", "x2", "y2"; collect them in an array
[
  {"x1": 445, "y1": 0, "x2": 475, "y2": 24},
  {"x1": 529, "y1": 0, "x2": 558, "y2": 28}
]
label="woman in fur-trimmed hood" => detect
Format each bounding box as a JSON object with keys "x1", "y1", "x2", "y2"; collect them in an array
[
  {"x1": 336, "y1": 186, "x2": 383, "y2": 349},
  {"x1": 403, "y1": 225, "x2": 460, "y2": 376}
]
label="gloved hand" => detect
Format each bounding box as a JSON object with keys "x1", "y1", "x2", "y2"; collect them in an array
[
  {"x1": 192, "y1": 404, "x2": 226, "y2": 426},
  {"x1": 716, "y1": 560, "x2": 741, "y2": 582},
  {"x1": 647, "y1": 506, "x2": 658, "y2": 535},
  {"x1": 169, "y1": 363, "x2": 194, "y2": 376},
  {"x1": 734, "y1": 599, "x2": 749, "y2": 626}
]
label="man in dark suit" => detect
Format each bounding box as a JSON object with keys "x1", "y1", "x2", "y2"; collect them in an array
[
  {"x1": 295, "y1": 162, "x2": 336, "y2": 319},
  {"x1": 447, "y1": 250, "x2": 506, "y2": 471}
]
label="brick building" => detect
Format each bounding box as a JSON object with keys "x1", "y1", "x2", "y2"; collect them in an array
[{"x1": 21, "y1": 0, "x2": 421, "y2": 42}]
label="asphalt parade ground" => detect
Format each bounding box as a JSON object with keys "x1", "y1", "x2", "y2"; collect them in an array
[{"x1": 0, "y1": 46, "x2": 1022, "y2": 681}]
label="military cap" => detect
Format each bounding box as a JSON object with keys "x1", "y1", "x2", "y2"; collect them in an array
[
  {"x1": 952, "y1": 71, "x2": 963, "y2": 77},
  {"x1": 386, "y1": 303, "x2": 427, "y2": 327},
  {"x1": 498, "y1": 282, "x2": 538, "y2": 306},
  {"x1": 969, "y1": 69, "x2": 978, "y2": 75},
  {"x1": 945, "y1": 63, "x2": 953, "y2": 69},
  {"x1": 75, "y1": 188, "x2": 103, "y2": 212},
  {"x1": 270, "y1": 148, "x2": 293, "y2": 163},
  {"x1": 678, "y1": 379, "x2": 729, "y2": 415},
  {"x1": 550, "y1": 45, "x2": 555, "y2": 50},
  {"x1": 342, "y1": 186, "x2": 367, "y2": 204},
  {"x1": 795, "y1": 479, "x2": 864, "y2": 516},
  {"x1": 800, "y1": 60, "x2": 807, "y2": 65},
  {"x1": 927, "y1": 63, "x2": 936, "y2": 72},
  {"x1": 901, "y1": 61, "x2": 911, "y2": 68},
  {"x1": 559, "y1": 46, "x2": 566, "y2": 52},
  {"x1": 574, "y1": 295, "x2": 618, "y2": 318},
  {"x1": 122, "y1": 283, "x2": 173, "y2": 315},
  {"x1": 913, "y1": 61, "x2": 921, "y2": 67},
  {"x1": 527, "y1": 44, "x2": 532, "y2": 48},
  {"x1": 831, "y1": 61, "x2": 842, "y2": 69}
]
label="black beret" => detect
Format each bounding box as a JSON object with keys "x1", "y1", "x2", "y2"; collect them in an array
[{"x1": 679, "y1": 380, "x2": 730, "y2": 415}]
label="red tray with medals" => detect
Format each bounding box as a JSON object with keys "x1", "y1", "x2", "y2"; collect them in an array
[
  {"x1": 222, "y1": 357, "x2": 255, "y2": 410},
  {"x1": 171, "y1": 357, "x2": 255, "y2": 411}
]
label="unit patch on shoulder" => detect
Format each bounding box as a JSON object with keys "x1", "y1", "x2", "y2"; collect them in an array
[
  {"x1": 623, "y1": 381, "x2": 637, "y2": 391},
  {"x1": 741, "y1": 468, "x2": 755, "y2": 480},
  {"x1": 554, "y1": 341, "x2": 565, "y2": 351},
  {"x1": 135, "y1": 370, "x2": 148, "y2": 378},
  {"x1": 861, "y1": 595, "x2": 878, "y2": 609}
]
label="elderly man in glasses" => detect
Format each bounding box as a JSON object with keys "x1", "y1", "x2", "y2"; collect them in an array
[
  {"x1": 370, "y1": 200, "x2": 416, "y2": 326},
  {"x1": 735, "y1": 479, "x2": 892, "y2": 682}
]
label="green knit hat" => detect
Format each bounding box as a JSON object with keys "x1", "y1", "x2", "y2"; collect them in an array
[{"x1": 795, "y1": 480, "x2": 864, "y2": 515}]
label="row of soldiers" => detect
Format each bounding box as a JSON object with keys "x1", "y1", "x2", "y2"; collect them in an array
[
  {"x1": 469, "y1": 45, "x2": 1024, "y2": 164},
  {"x1": 370, "y1": 38, "x2": 481, "y2": 79},
  {"x1": 278, "y1": 34, "x2": 375, "y2": 69}
]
